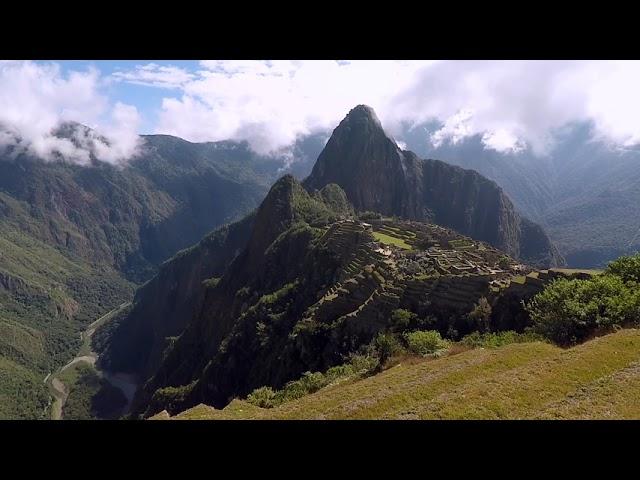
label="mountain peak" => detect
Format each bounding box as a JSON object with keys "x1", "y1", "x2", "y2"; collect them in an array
[
  {"x1": 303, "y1": 107, "x2": 561, "y2": 267},
  {"x1": 344, "y1": 104, "x2": 381, "y2": 123},
  {"x1": 303, "y1": 105, "x2": 407, "y2": 211}
]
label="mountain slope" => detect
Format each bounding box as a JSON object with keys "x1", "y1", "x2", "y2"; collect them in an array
[
  {"x1": 111, "y1": 178, "x2": 560, "y2": 418},
  {"x1": 401, "y1": 121, "x2": 640, "y2": 267},
  {"x1": 304, "y1": 105, "x2": 562, "y2": 267},
  {"x1": 0, "y1": 130, "x2": 318, "y2": 419},
  {"x1": 155, "y1": 328, "x2": 640, "y2": 420}
]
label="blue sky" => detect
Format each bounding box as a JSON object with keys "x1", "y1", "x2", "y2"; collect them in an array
[{"x1": 51, "y1": 60, "x2": 202, "y2": 134}]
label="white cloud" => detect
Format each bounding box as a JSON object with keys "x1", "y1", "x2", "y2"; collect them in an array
[
  {"x1": 389, "y1": 60, "x2": 640, "y2": 155},
  {"x1": 147, "y1": 60, "x2": 640, "y2": 158},
  {"x1": 154, "y1": 60, "x2": 432, "y2": 154},
  {"x1": 8, "y1": 60, "x2": 640, "y2": 165},
  {"x1": 0, "y1": 61, "x2": 141, "y2": 164},
  {"x1": 430, "y1": 109, "x2": 474, "y2": 148},
  {"x1": 112, "y1": 63, "x2": 194, "y2": 89},
  {"x1": 481, "y1": 129, "x2": 526, "y2": 154}
]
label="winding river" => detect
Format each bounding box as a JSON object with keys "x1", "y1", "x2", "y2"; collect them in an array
[{"x1": 46, "y1": 302, "x2": 138, "y2": 420}]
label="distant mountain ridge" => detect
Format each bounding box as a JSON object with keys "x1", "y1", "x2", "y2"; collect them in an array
[{"x1": 400, "y1": 120, "x2": 640, "y2": 267}]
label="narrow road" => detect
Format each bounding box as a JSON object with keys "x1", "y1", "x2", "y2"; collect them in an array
[{"x1": 46, "y1": 302, "x2": 134, "y2": 420}]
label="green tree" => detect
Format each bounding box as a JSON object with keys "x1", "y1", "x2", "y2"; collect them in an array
[
  {"x1": 390, "y1": 309, "x2": 416, "y2": 332},
  {"x1": 498, "y1": 256, "x2": 511, "y2": 270},
  {"x1": 468, "y1": 297, "x2": 492, "y2": 332},
  {"x1": 374, "y1": 332, "x2": 402, "y2": 366},
  {"x1": 606, "y1": 253, "x2": 640, "y2": 283}
]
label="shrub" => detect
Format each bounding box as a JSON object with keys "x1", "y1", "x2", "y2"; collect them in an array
[
  {"x1": 468, "y1": 297, "x2": 492, "y2": 332},
  {"x1": 246, "y1": 354, "x2": 379, "y2": 408},
  {"x1": 461, "y1": 330, "x2": 545, "y2": 348},
  {"x1": 390, "y1": 308, "x2": 416, "y2": 332},
  {"x1": 404, "y1": 330, "x2": 449, "y2": 356},
  {"x1": 347, "y1": 353, "x2": 379, "y2": 374},
  {"x1": 359, "y1": 211, "x2": 382, "y2": 221},
  {"x1": 374, "y1": 332, "x2": 403, "y2": 364},
  {"x1": 526, "y1": 274, "x2": 640, "y2": 345},
  {"x1": 606, "y1": 254, "x2": 640, "y2": 283},
  {"x1": 247, "y1": 386, "x2": 277, "y2": 408},
  {"x1": 498, "y1": 256, "x2": 511, "y2": 269}
]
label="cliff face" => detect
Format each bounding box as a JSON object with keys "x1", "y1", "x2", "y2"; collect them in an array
[
  {"x1": 304, "y1": 105, "x2": 562, "y2": 267},
  {"x1": 125, "y1": 176, "x2": 352, "y2": 415},
  {"x1": 97, "y1": 213, "x2": 256, "y2": 379}
]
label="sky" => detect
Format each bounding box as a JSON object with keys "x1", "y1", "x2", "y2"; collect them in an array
[{"x1": 2, "y1": 60, "x2": 640, "y2": 164}]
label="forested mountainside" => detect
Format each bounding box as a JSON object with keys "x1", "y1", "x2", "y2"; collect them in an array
[{"x1": 0, "y1": 129, "x2": 322, "y2": 419}]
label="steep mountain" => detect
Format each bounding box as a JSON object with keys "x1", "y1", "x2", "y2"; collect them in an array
[
  {"x1": 0, "y1": 130, "x2": 318, "y2": 419},
  {"x1": 109, "y1": 170, "x2": 567, "y2": 418},
  {"x1": 400, "y1": 121, "x2": 640, "y2": 267},
  {"x1": 304, "y1": 105, "x2": 562, "y2": 267}
]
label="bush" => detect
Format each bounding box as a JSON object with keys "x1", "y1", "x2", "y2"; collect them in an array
[
  {"x1": 461, "y1": 330, "x2": 545, "y2": 348},
  {"x1": 374, "y1": 332, "x2": 403, "y2": 364},
  {"x1": 526, "y1": 273, "x2": 640, "y2": 345},
  {"x1": 498, "y1": 256, "x2": 511, "y2": 269},
  {"x1": 606, "y1": 254, "x2": 640, "y2": 283},
  {"x1": 468, "y1": 297, "x2": 492, "y2": 332},
  {"x1": 390, "y1": 309, "x2": 416, "y2": 332},
  {"x1": 404, "y1": 330, "x2": 449, "y2": 356},
  {"x1": 246, "y1": 354, "x2": 379, "y2": 408},
  {"x1": 347, "y1": 353, "x2": 379, "y2": 374},
  {"x1": 359, "y1": 211, "x2": 382, "y2": 221}
]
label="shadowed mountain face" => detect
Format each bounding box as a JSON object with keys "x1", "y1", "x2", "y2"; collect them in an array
[
  {"x1": 400, "y1": 121, "x2": 640, "y2": 268},
  {"x1": 304, "y1": 105, "x2": 562, "y2": 267}
]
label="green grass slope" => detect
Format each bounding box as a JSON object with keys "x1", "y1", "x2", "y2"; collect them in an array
[{"x1": 157, "y1": 329, "x2": 640, "y2": 420}]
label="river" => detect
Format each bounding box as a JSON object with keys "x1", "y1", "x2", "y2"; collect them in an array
[{"x1": 47, "y1": 302, "x2": 138, "y2": 420}]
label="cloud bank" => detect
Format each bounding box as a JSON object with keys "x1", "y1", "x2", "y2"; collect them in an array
[
  {"x1": 5, "y1": 60, "x2": 640, "y2": 165},
  {"x1": 117, "y1": 60, "x2": 640, "y2": 157},
  {"x1": 0, "y1": 61, "x2": 141, "y2": 165}
]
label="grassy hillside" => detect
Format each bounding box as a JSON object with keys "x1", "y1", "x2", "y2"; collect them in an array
[{"x1": 155, "y1": 329, "x2": 640, "y2": 420}]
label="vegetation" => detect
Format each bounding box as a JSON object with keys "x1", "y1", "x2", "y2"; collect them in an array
[
  {"x1": 498, "y1": 256, "x2": 511, "y2": 269},
  {"x1": 61, "y1": 363, "x2": 127, "y2": 420},
  {"x1": 404, "y1": 330, "x2": 449, "y2": 356},
  {"x1": 372, "y1": 231, "x2": 412, "y2": 250},
  {"x1": 0, "y1": 356, "x2": 50, "y2": 419},
  {"x1": 358, "y1": 211, "x2": 382, "y2": 221},
  {"x1": 246, "y1": 354, "x2": 379, "y2": 408},
  {"x1": 0, "y1": 221, "x2": 134, "y2": 418},
  {"x1": 605, "y1": 254, "x2": 640, "y2": 283},
  {"x1": 374, "y1": 333, "x2": 404, "y2": 365},
  {"x1": 160, "y1": 329, "x2": 640, "y2": 420},
  {"x1": 468, "y1": 297, "x2": 492, "y2": 332},
  {"x1": 390, "y1": 309, "x2": 416, "y2": 332},
  {"x1": 527, "y1": 255, "x2": 640, "y2": 345},
  {"x1": 460, "y1": 331, "x2": 545, "y2": 348}
]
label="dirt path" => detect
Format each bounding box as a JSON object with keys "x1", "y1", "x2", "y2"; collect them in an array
[
  {"x1": 50, "y1": 378, "x2": 67, "y2": 420},
  {"x1": 46, "y1": 302, "x2": 133, "y2": 420}
]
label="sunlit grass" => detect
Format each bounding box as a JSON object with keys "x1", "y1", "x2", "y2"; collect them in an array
[{"x1": 373, "y1": 231, "x2": 412, "y2": 250}]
